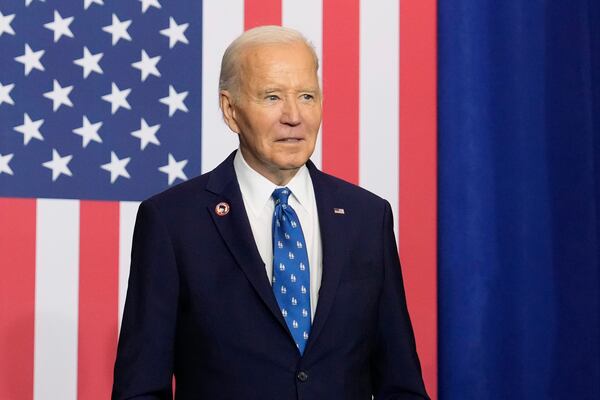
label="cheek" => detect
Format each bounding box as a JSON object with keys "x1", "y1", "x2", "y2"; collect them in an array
[
  {"x1": 240, "y1": 123, "x2": 272, "y2": 147},
  {"x1": 303, "y1": 108, "x2": 322, "y2": 128}
]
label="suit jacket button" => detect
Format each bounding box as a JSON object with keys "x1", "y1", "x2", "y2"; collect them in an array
[{"x1": 297, "y1": 371, "x2": 309, "y2": 382}]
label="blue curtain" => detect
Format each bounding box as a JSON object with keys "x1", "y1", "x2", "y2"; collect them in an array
[{"x1": 438, "y1": 1, "x2": 599, "y2": 399}]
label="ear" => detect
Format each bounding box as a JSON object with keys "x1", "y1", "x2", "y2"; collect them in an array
[{"x1": 219, "y1": 90, "x2": 241, "y2": 134}]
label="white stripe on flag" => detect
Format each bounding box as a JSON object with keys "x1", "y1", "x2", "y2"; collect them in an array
[
  {"x1": 201, "y1": 0, "x2": 245, "y2": 173},
  {"x1": 282, "y1": 0, "x2": 324, "y2": 169},
  {"x1": 34, "y1": 199, "x2": 79, "y2": 400},
  {"x1": 359, "y1": 0, "x2": 400, "y2": 235},
  {"x1": 118, "y1": 201, "x2": 140, "y2": 331}
]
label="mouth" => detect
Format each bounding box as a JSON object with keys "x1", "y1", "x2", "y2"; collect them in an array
[{"x1": 275, "y1": 138, "x2": 304, "y2": 143}]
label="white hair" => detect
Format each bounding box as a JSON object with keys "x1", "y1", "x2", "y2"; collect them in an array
[{"x1": 219, "y1": 25, "x2": 319, "y2": 99}]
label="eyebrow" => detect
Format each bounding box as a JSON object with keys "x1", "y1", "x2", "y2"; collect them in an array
[
  {"x1": 262, "y1": 88, "x2": 280, "y2": 94},
  {"x1": 299, "y1": 87, "x2": 319, "y2": 93},
  {"x1": 261, "y1": 87, "x2": 320, "y2": 94}
]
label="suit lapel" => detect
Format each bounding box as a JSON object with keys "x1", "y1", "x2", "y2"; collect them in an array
[
  {"x1": 206, "y1": 153, "x2": 290, "y2": 334},
  {"x1": 205, "y1": 154, "x2": 350, "y2": 354},
  {"x1": 304, "y1": 161, "x2": 350, "y2": 354}
]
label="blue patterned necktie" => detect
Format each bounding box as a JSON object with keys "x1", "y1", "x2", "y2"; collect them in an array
[{"x1": 271, "y1": 187, "x2": 312, "y2": 354}]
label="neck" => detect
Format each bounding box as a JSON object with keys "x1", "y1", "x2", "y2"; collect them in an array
[
  {"x1": 239, "y1": 148, "x2": 301, "y2": 186},
  {"x1": 267, "y1": 168, "x2": 299, "y2": 186},
  {"x1": 257, "y1": 165, "x2": 299, "y2": 186}
]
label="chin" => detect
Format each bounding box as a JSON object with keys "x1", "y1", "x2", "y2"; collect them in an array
[
  {"x1": 275, "y1": 155, "x2": 310, "y2": 170},
  {"x1": 275, "y1": 162, "x2": 304, "y2": 171},
  {"x1": 281, "y1": 148, "x2": 313, "y2": 164}
]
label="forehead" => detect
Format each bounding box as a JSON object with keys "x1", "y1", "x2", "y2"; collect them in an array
[{"x1": 239, "y1": 42, "x2": 318, "y2": 84}]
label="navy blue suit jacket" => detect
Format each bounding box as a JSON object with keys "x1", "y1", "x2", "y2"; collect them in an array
[{"x1": 112, "y1": 152, "x2": 429, "y2": 400}]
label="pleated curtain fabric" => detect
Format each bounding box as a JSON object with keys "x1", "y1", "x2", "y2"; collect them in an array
[{"x1": 438, "y1": 1, "x2": 600, "y2": 399}]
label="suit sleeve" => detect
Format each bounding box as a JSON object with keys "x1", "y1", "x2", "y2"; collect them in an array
[
  {"x1": 371, "y1": 201, "x2": 430, "y2": 400},
  {"x1": 112, "y1": 200, "x2": 179, "y2": 400}
]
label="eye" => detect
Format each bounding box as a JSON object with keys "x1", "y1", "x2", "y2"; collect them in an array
[
  {"x1": 265, "y1": 95, "x2": 279, "y2": 101},
  {"x1": 301, "y1": 94, "x2": 314, "y2": 101}
]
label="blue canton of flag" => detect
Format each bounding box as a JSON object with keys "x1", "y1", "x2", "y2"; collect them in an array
[{"x1": 0, "y1": 0, "x2": 202, "y2": 201}]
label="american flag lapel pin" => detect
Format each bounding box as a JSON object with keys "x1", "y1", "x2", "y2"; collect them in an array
[{"x1": 333, "y1": 208, "x2": 345, "y2": 215}]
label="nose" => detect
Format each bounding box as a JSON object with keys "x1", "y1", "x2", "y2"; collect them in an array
[{"x1": 280, "y1": 98, "x2": 301, "y2": 126}]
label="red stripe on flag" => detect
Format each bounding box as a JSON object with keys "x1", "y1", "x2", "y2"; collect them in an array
[
  {"x1": 77, "y1": 201, "x2": 120, "y2": 400},
  {"x1": 0, "y1": 198, "x2": 35, "y2": 400},
  {"x1": 322, "y1": 0, "x2": 360, "y2": 184},
  {"x1": 399, "y1": 0, "x2": 438, "y2": 398},
  {"x1": 244, "y1": 0, "x2": 282, "y2": 29}
]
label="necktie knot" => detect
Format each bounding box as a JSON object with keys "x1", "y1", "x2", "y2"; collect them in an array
[{"x1": 272, "y1": 187, "x2": 291, "y2": 206}]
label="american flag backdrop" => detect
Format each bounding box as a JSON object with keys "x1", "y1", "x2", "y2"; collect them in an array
[{"x1": 0, "y1": 0, "x2": 436, "y2": 399}]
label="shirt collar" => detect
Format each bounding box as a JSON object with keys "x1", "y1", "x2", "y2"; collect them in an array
[{"x1": 233, "y1": 149, "x2": 312, "y2": 216}]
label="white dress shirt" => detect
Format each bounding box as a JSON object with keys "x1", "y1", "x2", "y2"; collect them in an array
[{"x1": 233, "y1": 150, "x2": 322, "y2": 321}]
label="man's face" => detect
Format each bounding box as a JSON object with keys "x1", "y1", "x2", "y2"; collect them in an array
[{"x1": 221, "y1": 41, "x2": 322, "y2": 183}]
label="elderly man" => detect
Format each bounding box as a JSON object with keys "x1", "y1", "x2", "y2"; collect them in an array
[{"x1": 112, "y1": 25, "x2": 429, "y2": 400}]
